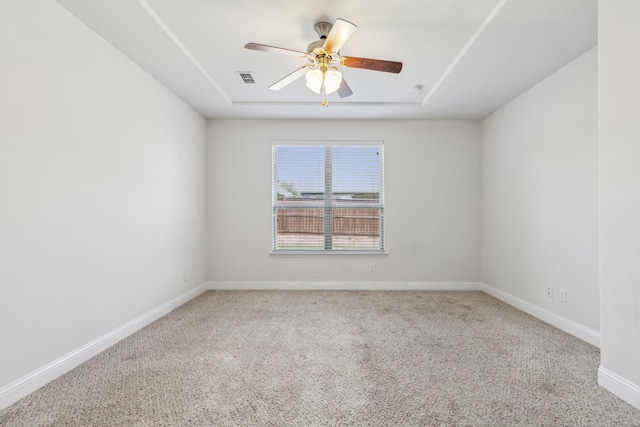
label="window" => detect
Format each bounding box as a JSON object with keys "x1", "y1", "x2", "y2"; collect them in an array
[{"x1": 272, "y1": 141, "x2": 384, "y2": 253}]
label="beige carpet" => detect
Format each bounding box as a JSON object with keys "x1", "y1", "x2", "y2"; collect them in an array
[{"x1": 1, "y1": 290, "x2": 639, "y2": 426}]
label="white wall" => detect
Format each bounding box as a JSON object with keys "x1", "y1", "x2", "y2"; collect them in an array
[
  {"x1": 598, "y1": 1, "x2": 640, "y2": 410},
  {"x1": 481, "y1": 48, "x2": 599, "y2": 331},
  {"x1": 208, "y1": 119, "x2": 480, "y2": 285},
  {"x1": 0, "y1": 0, "x2": 208, "y2": 394}
]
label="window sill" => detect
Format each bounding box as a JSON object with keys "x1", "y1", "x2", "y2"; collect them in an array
[{"x1": 270, "y1": 250, "x2": 388, "y2": 257}]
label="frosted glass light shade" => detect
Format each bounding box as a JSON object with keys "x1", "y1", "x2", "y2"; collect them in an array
[
  {"x1": 324, "y1": 68, "x2": 342, "y2": 94},
  {"x1": 305, "y1": 69, "x2": 323, "y2": 94}
]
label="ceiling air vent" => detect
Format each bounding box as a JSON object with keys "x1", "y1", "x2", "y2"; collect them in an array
[{"x1": 235, "y1": 71, "x2": 257, "y2": 85}]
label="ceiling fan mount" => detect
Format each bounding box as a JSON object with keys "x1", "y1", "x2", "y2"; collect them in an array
[
  {"x1": 245, "y1": 18, "x2": 403, "y2": 105},
  {"x1": 313, "y1": 21, "x2": 333, "y2": 40}
]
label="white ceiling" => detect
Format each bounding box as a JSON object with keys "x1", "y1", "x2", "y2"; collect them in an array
[{"x1": 54, "y1": 0, "x2": 597, "y2": 120}]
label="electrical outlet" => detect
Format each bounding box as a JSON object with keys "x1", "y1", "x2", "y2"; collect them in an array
[
  {"x1": 559, "y1": 288, "x2": 567, "y2": 302},
  {"x1": 369, "y1": 263, "x2": 375, "y2": 272},
  {"x1": 546, "y1": 286, "x2": 553, "y2": 297},
  {"x1": 183, "y1": 271, "x2": 188, "y2": 282}
]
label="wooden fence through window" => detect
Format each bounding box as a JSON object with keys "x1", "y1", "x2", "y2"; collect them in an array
[{"x1": 277, "y1": 208, "x2": 380, "y2": 237}]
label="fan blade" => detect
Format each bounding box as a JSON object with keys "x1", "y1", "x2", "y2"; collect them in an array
[
  {"x1": 269, "y1": 65, "x2": 313, "y2": 90},
  {"x1": 323, "y1": 18, "x2": 357, "y2": 53},
  {"x1": 245, "y1": 43, "x2": 307, "y2": 57},
  {"x1": 341, "y1": 56, "x2": 403, "y2": 74},
  {"x1": 337, "y1": 78, "x2": 353, "y2": 98}
]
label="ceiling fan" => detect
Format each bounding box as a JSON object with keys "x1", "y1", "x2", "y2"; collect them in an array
[{"x1": 245, "y1": 18, "x2": 403, "y2": 106}]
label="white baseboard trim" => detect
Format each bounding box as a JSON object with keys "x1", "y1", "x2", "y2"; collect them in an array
[
  {"x1": 598, "y1": 366, "x2": 640, "y2": 411},
  {"x1": 0, "y1": 283, "x2": 208, "y2": 411},
  {"x1": 481, "y1": 283, "x2": 600, "y2": 348},
  {"x1": 207, "y1": 281, "x2": 484, "y2": 291}
]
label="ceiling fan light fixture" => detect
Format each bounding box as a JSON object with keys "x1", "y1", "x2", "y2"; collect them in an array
[{"x1": 305, "y1": 66, "x2": 342, "y2": 99}]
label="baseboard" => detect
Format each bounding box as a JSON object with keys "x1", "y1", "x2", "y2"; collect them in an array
[
  {"x1": 598, "y1": 366, "x2": 640, "y2": 411},
  {"x1": 207, "y1": 281, "x2": 484, "y2": 291},
  {"x1": 0, "y1": 283, "x2": 209, "y2": 411},
  {"x1": 481, "y1": 283, "x2": 600, "y2": 348}
]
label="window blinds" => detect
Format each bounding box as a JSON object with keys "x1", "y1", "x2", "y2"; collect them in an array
[{"x1": 272, "y1": 142, "x2": 384, "y2": 252}]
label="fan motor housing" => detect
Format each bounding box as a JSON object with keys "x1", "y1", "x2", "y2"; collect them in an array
[
  {"x1": 307, "y1": 39, "x2": 324, "y2": 54},
  {"x1": 306, "y1": 43, "x2": 340, "y2": 63},
  {"x1": 307, "y1": 22, "x2": 340, "y2": 62}
]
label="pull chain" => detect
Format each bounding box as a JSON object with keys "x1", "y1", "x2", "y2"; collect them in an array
[{"x1": 321, "y1": 77, "x2": 329, "y2": 107}]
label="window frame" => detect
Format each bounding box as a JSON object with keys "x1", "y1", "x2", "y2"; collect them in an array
[{"x1": 271, "y1": 140, "x2": 386, "y2": 256}]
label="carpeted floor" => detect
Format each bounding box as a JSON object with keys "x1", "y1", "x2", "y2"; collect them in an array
[{"x1": 1, "y1": 290, "x2": 640, "y2": 426}]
